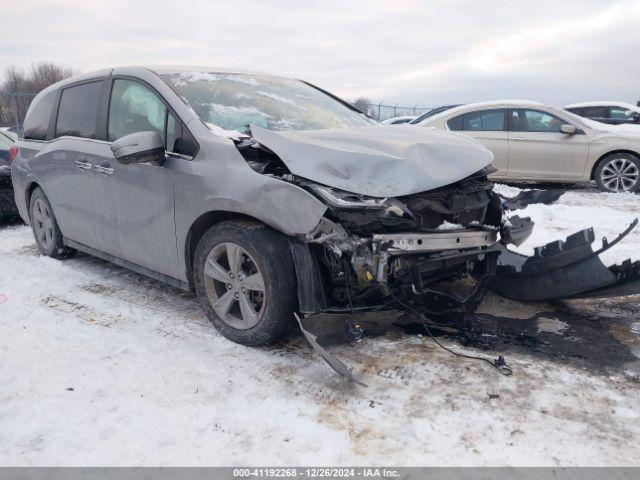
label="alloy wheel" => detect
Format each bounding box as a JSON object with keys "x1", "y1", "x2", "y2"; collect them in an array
[
  {"x1": 32, "y1": 198, "x2": 55, "y2": 250},
  {"x1": 600, "y1": 157, "x2": 639, "y2": 192},
  {"x1": 203, "y1": 242, "x2": 266, "y2": 330}
]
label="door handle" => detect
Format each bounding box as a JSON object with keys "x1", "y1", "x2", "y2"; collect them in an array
[
  {"x1": 95, "y1": 165, "x2": 114, "y2": 176},
  {"x1": 511, "y1": 137, "x2": 527, "y2": 141},
  {"x1": 75, "y1": 160, "x2": 92, "y2": 171}
]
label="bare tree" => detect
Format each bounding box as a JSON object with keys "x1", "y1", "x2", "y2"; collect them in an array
[
  {"x1": 352, "y1": 97, "x2": 373, "y2": 116},
  {"x1": 0, "y1": 62, "x2": 73, "y2": 128}
]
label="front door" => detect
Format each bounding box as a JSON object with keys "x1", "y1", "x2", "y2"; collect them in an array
[
  {"x1": 507, "y1": 108, "x2": 589, "y2": 180},
  {"x1": 90, "y1": 78, "x2": 179, "y2": 278}
]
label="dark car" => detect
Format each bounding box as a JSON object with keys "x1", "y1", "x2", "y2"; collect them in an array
[
  {"x1": 565, "y1": 102, "x2": 640, "y2": 125},
  {"x1": 0, "y1": 130, "x2": 18, "y2": 221},
  {"x1": 410, "y1": 104, "x2": 462, "y2": 124}
]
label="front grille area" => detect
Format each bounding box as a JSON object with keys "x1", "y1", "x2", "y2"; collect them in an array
[{"x1": 401, "y1": 175, "x2": 494, "y2": 229}]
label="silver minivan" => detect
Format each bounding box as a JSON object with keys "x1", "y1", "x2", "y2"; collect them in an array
[{"x1": 11, "y1": 67, "x2": 640, "y2": 346}]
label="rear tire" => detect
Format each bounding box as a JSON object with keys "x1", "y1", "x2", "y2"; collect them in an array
[
  {"x1": 29, "y1": 187, "x2": 76, "y2": 259},
  {"x1": 594, "y1": 153, "x2": 640, "y2": 193},
  {"x1": 194, "y1": 220, "x2": 297, "y2": 346}
]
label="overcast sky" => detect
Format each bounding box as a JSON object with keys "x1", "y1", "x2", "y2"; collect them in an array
[{"x1": 3, "y1": 0, "x2": 639, "y2": 107}]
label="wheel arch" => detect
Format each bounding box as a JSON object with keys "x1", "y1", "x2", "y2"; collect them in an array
[
  {"x1": 591, "y1": 149, "x2": 640, "y2": 180},
  {"x1": 24, "y1": 181, "x2": 43, "y2": 221},
  {"x1": 183, "y1": 209, "x2": 329, "y2": 313},
  {"x1": 184, "y1": 210, "x2": 268, "y2": 291}
]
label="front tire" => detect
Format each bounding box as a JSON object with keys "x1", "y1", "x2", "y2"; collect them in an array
[
  {"x1": 594, "y1": 153, "x2": 640, "y2": 193},
  {"x1": 29, "y1": 187, "x2": 76, "y2": 259},
  {"x1": 194, "y1": 220, "x2": 297, "y2": 346}
]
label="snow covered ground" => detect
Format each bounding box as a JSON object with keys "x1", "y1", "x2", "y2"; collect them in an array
[{"x1": 1, "y1": 185, "x2": 639, "y2": 466}]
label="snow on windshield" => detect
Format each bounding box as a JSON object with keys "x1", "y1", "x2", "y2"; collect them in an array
[{"x1": 162, "y1": 72, "x2": 375, "y2": 136}]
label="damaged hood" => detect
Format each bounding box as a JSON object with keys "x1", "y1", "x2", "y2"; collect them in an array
[{"x1": 250, "y1": 125, "x2": 493, "y2": 197}]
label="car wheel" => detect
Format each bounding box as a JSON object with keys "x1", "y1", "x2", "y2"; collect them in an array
[
  {"x1": 29, "y1": 187, "x2": 76, "y2": 259},
  {"x1": 194, "y1": 220, "x2": 297, "y2": 346},
  {"x1": 595, "y1": 153, "x2": 640, "y2": 193}
]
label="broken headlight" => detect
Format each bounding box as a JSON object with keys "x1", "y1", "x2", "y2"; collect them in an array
[
  {"x1": 310, "y1": 185, "x2": 388, "y2": 209},
  {"x1": 309, "y1": 184, "x2": 414, "y2": 217}
]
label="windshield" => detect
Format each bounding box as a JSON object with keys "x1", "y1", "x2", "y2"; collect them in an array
[{"x1": 161, "y1": 71, "x2": 376, "y2": 134}]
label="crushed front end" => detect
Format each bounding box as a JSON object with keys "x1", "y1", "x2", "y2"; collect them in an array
[{"x1": 293, "y1": 167, "x2": 511, "y2": 339}]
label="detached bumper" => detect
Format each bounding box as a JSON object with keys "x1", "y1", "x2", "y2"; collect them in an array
[{"x1": 490, "y1": 219, "x2": 640, "y2": 301}]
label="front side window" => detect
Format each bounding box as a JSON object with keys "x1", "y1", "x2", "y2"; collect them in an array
[
  {"x1": 108, "y1": 79, "x2": 167, "y2": 142},
  {"x1": 608, "y1": 106, "x2": 630, "y2": 119},
  {"x1": 462, "y1": 109, "x2": 505, "y2": 131},
  {"x1": 511, "y1": 109, "x2": 568, "y2": 133},
  {"x1": 56, "y1": 81, "x2": 103, "y2": 139},
  {"x1": 23, "y1": 91, "x2": 57, "y2": 140},
  {"x1": 160, "y1": 71, "x2": 376, "y2": 133}
]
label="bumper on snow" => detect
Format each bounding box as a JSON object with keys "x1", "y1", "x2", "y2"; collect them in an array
[{"x1": 491, "y1": 219, "x2": 640, "y2": 301}]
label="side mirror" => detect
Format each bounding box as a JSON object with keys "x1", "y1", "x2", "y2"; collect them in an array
[
  {"x1": 110, "y1": 131, "x2": 165, "y2": 166},
  {"x1": 560, "y1": 124, "x2": 577, "y2": 135}
]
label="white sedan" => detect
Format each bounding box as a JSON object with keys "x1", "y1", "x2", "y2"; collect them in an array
[{"x1": 417, "y1": 99, "x2": 640, "y2": 192}]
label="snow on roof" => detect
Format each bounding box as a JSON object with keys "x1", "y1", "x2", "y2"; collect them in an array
[{"x1": 146, "y1": 65, "x2": 288, "y2": 79}]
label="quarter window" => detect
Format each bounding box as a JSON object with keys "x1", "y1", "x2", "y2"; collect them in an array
[
  {"x1": 511, "y1": 109, "x2": 568, "y2": 133},
  {"x1": 462, "y1": 109, "x2": 506, "y2": 131},
  {"x1": 447, "y1": 114, "x2": 463, "y2": 131},
  {"x1": 56, "y1": 81, "x2": 103, "y2": 139},
  {"x1": 108, "y1": 79, "x2": 167, "y2": 142},
  {"x1": 166, "y1": 111, "x2": 180, "y2": 153},
  {"x1": 23, "y1": 91, "x2": 57, "y2": 140}
]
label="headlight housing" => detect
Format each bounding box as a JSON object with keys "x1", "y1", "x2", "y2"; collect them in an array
[
  {"x1": 309, "y1": 184, "x2": 389, "y2": 209},
  {"x1": 308, "y1": 184, "x2": 415, "y2": 221}
]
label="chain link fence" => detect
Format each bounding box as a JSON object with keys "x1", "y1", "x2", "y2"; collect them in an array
[
  {"x1": 0, "y1": 92, "x2": 38, "y2": 131},
  {"x1": 367, "y1": 102, "x2": 435, "y2": 121}
]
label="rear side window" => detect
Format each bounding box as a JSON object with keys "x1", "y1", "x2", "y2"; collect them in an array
[
  {"x1": 23, "y1": 91, "x2": 57, "y2": 140},
  {"x1": 56, "y1": 81, "x2": 103, "y2": 139},
  {"x1": 447, "y1": 114, "x2": 463, "y2": 131}
]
